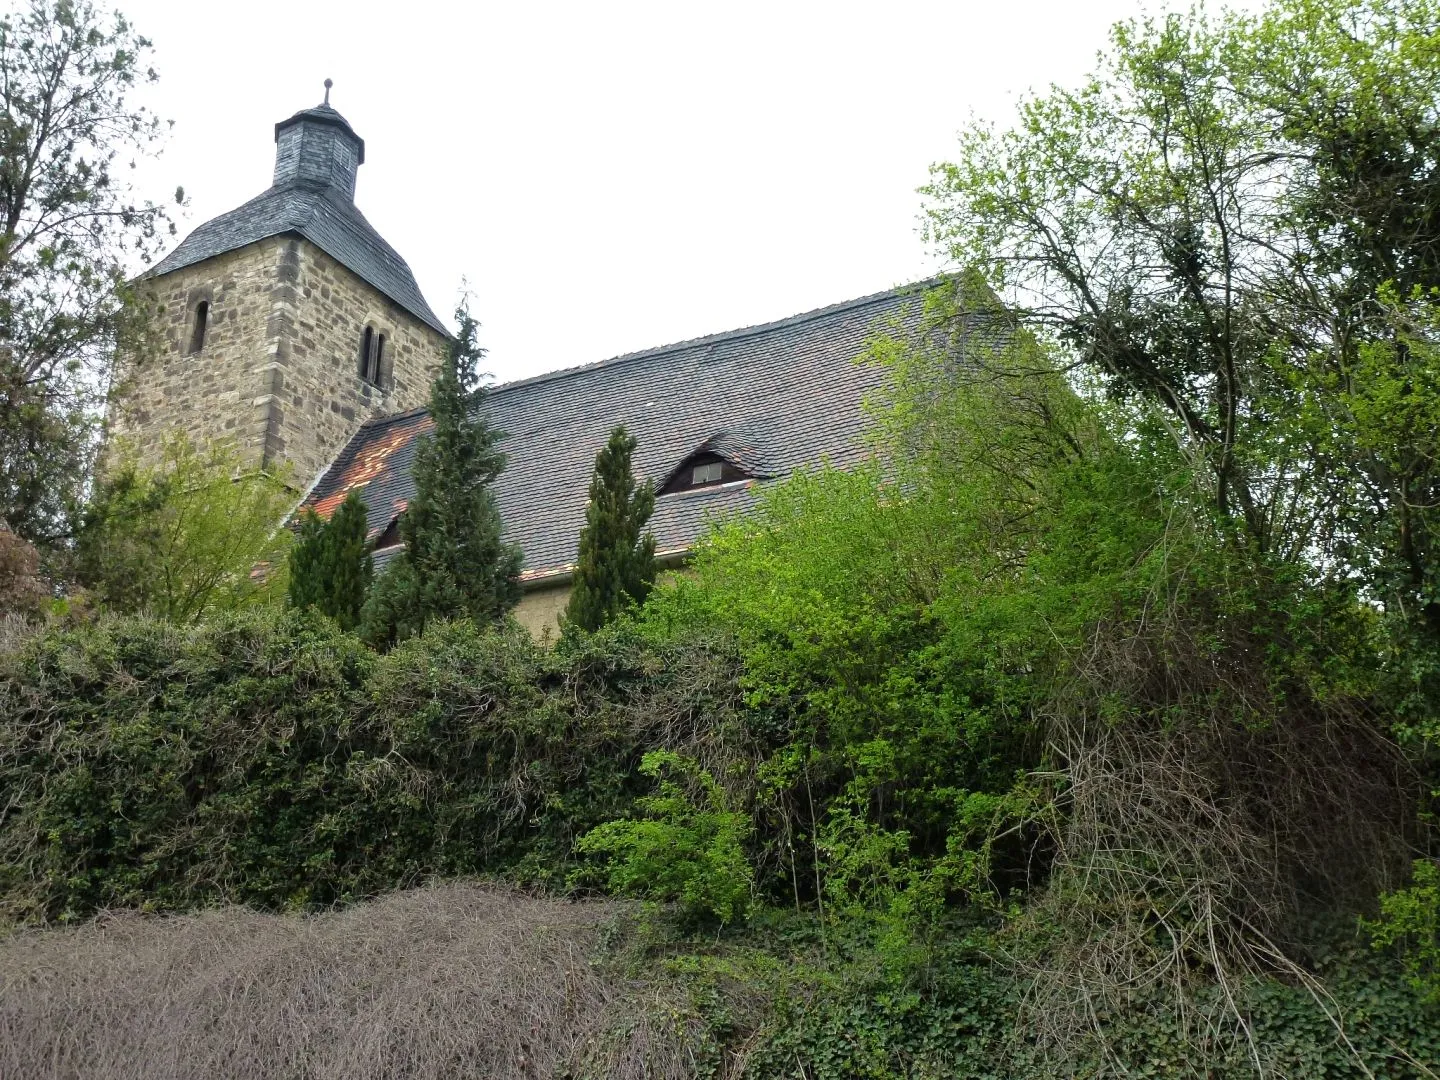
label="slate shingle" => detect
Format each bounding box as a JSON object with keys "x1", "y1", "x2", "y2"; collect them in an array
[{"x1": 301, "y1": 282, "x2": 972, "y2": 581}]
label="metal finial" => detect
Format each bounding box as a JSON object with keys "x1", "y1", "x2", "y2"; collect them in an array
[{"x1": 323, "y1": 78, "x2": 333, "y2": 106}]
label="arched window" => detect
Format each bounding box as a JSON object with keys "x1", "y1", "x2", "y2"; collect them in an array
[
  {"x1": 188, "y1": 301, "x2": 209, "y2": 354},
  {"x1": 358, "y1": 326, "x2": 387, "y2": 387}
]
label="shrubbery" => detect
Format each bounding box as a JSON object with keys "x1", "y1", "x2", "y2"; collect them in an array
[
  {"x1": 0, "y1": 608, "x2": 744, "y2": 922},
  {"x1": 576, "y1": 749, "x2": 753, "y2": 926}
]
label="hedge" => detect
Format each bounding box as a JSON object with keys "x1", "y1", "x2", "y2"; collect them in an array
[{"x1": 0, "y1": 609, "x2": 742, "y2": 922}]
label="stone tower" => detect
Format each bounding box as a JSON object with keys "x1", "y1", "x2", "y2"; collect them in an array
[{"x1": 112, "y1": 88, "x2": 450, "y2": 487}]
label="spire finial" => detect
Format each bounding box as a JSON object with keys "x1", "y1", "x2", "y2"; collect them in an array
[{"x1": 323, "y1": 78, "x2": 332, "y2": 106}]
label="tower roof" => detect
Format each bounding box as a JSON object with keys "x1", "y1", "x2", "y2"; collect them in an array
[
  {"x1": 274, "y1": 102, "x2": 365, "y2": 164},
  {"x1": 143, "y1": 89, "x2": 448, "y2": 337}
]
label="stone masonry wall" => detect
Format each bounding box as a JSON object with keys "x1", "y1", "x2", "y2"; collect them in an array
[
  {"x1": 277, "y1": 243, "x2": 446, "y2": 486},
  {"x1": 111, "y1": 239, "x2": 281, "y2": 471},
  {"x1": 112, "y1": 236, "x2": 447, "y2": 490}
]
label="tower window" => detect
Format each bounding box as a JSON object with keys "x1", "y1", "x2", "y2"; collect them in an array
[
  {"x1": 188, "y1": 301, "x2": 209, "y2": 354},
  {"x1": 358, "y1": 325, "x2": 386, "y2": 387}
]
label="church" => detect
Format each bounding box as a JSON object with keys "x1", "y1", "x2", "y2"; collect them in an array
[{"x1": 115, "y1": 91, "x2": 934, "y2": 636}]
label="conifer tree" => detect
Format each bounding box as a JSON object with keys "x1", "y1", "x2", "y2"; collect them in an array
[
  {"x1": 287, "y1": 489, "x2": 372, "y2": 631},
  {"x1": 360, "y1": 305, "x2": 521, "y2": 648},
  {"x1": 564, "y1": 426, "x2": 656, "y2": 634}
]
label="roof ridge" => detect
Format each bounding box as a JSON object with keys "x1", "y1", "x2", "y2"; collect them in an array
[{"x1": 485, "y1": 279, "x2": 941, "y2": 399}]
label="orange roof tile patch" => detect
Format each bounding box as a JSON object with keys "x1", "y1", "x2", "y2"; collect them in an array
[{"x1": 306, "y1": 416, "x2": 432, "y2": 520}]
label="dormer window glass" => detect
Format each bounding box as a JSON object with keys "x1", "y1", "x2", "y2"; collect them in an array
[{"x1": 692, "y1": 461, "x2": 723, "y2": 485}]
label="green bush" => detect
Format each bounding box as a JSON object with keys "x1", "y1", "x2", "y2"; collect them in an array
[
  {"x1": 0, "y1": 608, "x2": 744, "y2": 922},
  {"x1": 576, "y1": 749, "x2": 753, "y2": 926},
  {"x1": 1369, "y1": 859, "x2": 1440, "y2": 1006}
]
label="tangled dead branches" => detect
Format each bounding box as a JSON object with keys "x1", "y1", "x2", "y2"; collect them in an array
[
  {"x1": 0, "y1": 882, "x2": 710, "y2": 1080},
  {"x1": 1013, "y1": 592, "x2": 1418, "y2": 1073}
]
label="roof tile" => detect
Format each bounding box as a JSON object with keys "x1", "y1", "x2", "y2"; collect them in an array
[{"x1": 301, "y1": 281, "x2": 984, "y2": 579}]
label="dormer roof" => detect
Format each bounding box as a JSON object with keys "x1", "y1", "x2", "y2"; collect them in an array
[{"x1": 655, "y1": 431, "x2": 775, "y2": 493}]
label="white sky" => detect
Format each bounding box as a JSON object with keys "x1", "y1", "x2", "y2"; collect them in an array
[{"x1": 121, "y1": 0, "x2": 1161, "y2": 384}]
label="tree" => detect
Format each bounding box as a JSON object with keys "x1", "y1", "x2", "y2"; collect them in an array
[
  {"x1": 360, "y1": 305, "x2": 521, "y2": 648},
  {"x1": 915, "y1": 3, "x2": 1440, "y2": 1060},
  {"x1": 74, "y1": 433, "x2": 293, "y2": 622},
  {"x1": 564, "y1": 425, "x2": 656, "y2": 634},
  {"x1": 0, "y1": 0, "x2": 177, "y2": 545},
  {"x1": 287, "y1": 489, "x2": 372, "y2": 631},
  {"x1": 923, "y1": 0, "x2": 1440, "y2": 582}
]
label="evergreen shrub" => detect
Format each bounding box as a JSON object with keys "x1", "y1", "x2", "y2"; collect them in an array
[
  {"x1": 287, "y1": 489, "x2": 372, "y2": 631},
  {"x1": 0, "y1": 607, "x2": 744, "y2": 922}
]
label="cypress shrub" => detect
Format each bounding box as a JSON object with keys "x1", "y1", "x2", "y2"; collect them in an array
[
  {"x1": 361, "y1": 306, "x2": 522, "y2": 648},
  {"x1": 565, "y1": 425, "x2": 657, "y2": 634},
  {"x1": 287, "y1": 489, "x2": 373, "y2": 631}
]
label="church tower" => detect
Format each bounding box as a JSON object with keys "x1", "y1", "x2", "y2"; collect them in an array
[{"x1": 112, "y1": 84, "x2": 450, "y2": 486}]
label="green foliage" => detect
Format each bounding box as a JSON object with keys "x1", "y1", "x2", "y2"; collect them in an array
[
  {"x1": 0, "y1": 0, "x2": 176, "y2": 545},
  {"x1": 744, "y1": 954, "x2": 1030, "y2": 1080},
  {"x1": 922, "y1": 0, "x2": 1440, "y2": 743},
  {"x1": 631, "y1": 284, "x2": 1418, "y2": 1073},
  {"x1": 73, "y1": 433, "x2": 293, "y2": 623},
  {"x1": 1369, "y1": 859, "x2": 1440, "y2": 1006},
  {"x1": 576, "y1": 750, "x2": 753, "y2": 926},
  {"x1": 361, "y1": 305, "x2": 521, "y2": 648},
  {"x1": 641, "y1": 324, "x2": 1135, "y2": 940},
  {"x1": 564, "y1": 425, "x2": 657, "y2": 635},
  {"x1": 287, "y1": 489, "x2": 373, "y2": 631},
  {"x1": 0, "y1": 608, "x2": 744, "y2": 922},
  {"x1": 740, "y1": 934, "x2": 1440, "y2": 1080}
]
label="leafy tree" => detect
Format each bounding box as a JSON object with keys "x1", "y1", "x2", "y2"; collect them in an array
[
  {"x1": 287, "y1": 489, "x2": 372, "y2": 632},
  {"x1": 564, "y1": 425, "x2": 656, "y2": 634},
  {"x1": 360, "y1": 305, "x2": 521, "y2": 648},
  {"x1": 923, "y1": 0, "x2": 1440, "y2": 588},
  {"x1": 0, "y1": 0, "x2": 177, "y2": 545},
  {"x1": 74, "y1": 433, "x2": 293, "y2": 622},
  {"x1": 922, "y1": 0, "x2": 1440, "y2": 806}
]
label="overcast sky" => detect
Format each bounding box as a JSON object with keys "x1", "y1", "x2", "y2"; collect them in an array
[{"x1": 121, "y1": 0, "x2": 1164, "y2": 384}]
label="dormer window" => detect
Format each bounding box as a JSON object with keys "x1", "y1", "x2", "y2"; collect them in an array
[
  {"x1": 188, "y1": 301, "x2": 209, "y2": 354},
  {"x1": 358, "y1": 325, "x2": 387, "y2": 387},
  {"x1": 659, "y1": 452, "x2": 748, "y2": 495}
]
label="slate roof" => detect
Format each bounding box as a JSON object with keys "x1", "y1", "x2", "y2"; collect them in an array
[
  {"x1": 144, "y1": 153, "x2": 447, "y2": 337},
  {"x1": 276, "y1": 103, "x2": 365, "y2": 157},
  {"x1": 301, "y1": 281, "x2": 975, "y2": 582}
]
